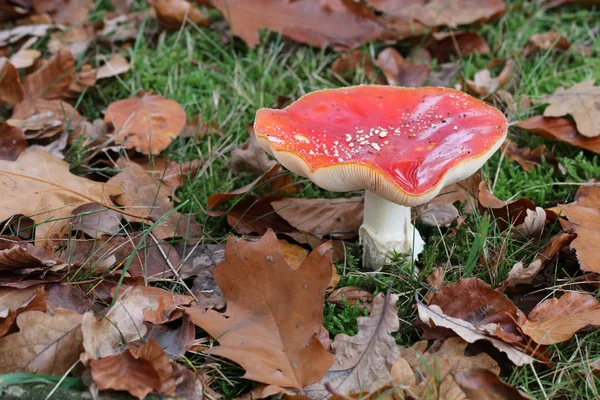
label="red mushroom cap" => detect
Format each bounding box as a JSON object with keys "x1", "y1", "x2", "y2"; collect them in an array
[{"x1": 254, "y1": 85, "x2": 508, "y2": 206}]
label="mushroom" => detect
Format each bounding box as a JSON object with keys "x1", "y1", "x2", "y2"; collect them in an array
[{"x1": 254, "y1": 86, "x2": 508, "y2": 269}]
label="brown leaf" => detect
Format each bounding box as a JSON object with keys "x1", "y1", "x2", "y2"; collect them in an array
[
  {"x1": 70, "y1": 203, "x2": 122, "y2": 238},
  {"x1": 0, "y1": 286, "x2": 46, "y2": 337},
  {"x1": 9, "y1": 48, "x2": 41, "y2": 69},
  {"x1": 305, "y1": 293, "x2": 400, "y2": 397},
  {"x1": 542, "y1": 80, "x2": 600, "y2": 138},
  {"x1": 210, "y1": 0, "x2": 384, "y2": 49},
  {"x1": 327, "y1": 286, "x2": 373, "y2": 312},
  {"x1": 116, "y1": 285, "x2": 194, "y2": 324},
  {"x1": 523, "y1": 32, "x2": 570, "y2": 57},
  {"x1": 0, "y1": 122, "x2": 27, "y2": 161},
  {"x1": 479, "y1": 180, "x2": 537, "y2": 230},
  {"x1": 154, "y1": 0, "x2": 210, "y2": 31},
  {"x1": 104, "y1": 95, "x2": 187, "y2": 155},
  {"x1": 96, "y1": 53, "x2": 131, "y2": 80},
  {"x1": 375, "y1": 47, "x2": 430, "y2": 87},
  {"x1": 423, "y1": 266, "x2": 445, "y2": 304},
  {"x1": 0, "y1": 151, "x2": 122, "y2": 243},
  {"x1": 36, "y1": 0, "x2": 93, "y2": 25},
  {"x1": 367, "y1": 0, "x2": 506, "y2": 28},
  {"x1": 107, "y1": 163, "x2": 201, "y2": 240},
  {"x1": 331, "y1": 49, "x2": 380, "y2": 82},
  {"x1": 0, "y1": 24, "x2": 54, "y2": 47},
  {"x1": 453, "y1": 368, "x2": 534, "y2": 399},
  {"x1": 416, "y1": 202, "x2": 460, "y2": 228},
  {"x1": 428, "y1": 61, "x2": 461, "y2": 87},
  {"x1": 46, "y1": 283, "x2": 92, "y2": 314},
  {"x1": 515, "y1": 116, "x2": 600, "y2": 155},
  {"x1": 23, "y1": 50, "x2": 75, "y2": 99},
  {"x1": 81, "y1": 287, "x2": 158, "y2": 363},
  {"x1": 271, "y1": 197, "x2": 364, "y2": 239},
  {"x1": 230, "y1": 124, "x2": 277, "y2": 176},
  {"x1": 47, "y1": 26, "x2": 94, "y2": 58},
  {"x1": 186, "y1": 231, "x2": 334, "y2": 389},
  {"x1": 503, "y1": 259, "x2": 544, "y2": 288},
  {"x1": 90, "y1": 339, "x2": 173, "y2": 399},
  {"x1": 8, "y1": 98, "x2": 83, "y2": 139},
  {"x1": 146, "y1": 315, "x2": 195, "y2": 360},
  {"x1": 520, "y1": 292, "x2": 600, "y2": 345},
  {"x1": 0, "y1": 236, "x2": 62, "y2": 272},
  {"x1": 398, "y1": 337, "x2": 500, "y2": 400},
  {"x1": 0, "y1": 308, "x2": 83, "y2": 374},
  {"x1": 0, "y1": 58, "x2": 25, "y2": 106},
  {"x1": 427, "y1": 31, "x2": 490, "y2": 63},
  {"x1": 467, "y1": 59, "x2": 513, "y2": 97},
  {"x1": 502, "y1": 139, "x2": 554, "y2": 172}
]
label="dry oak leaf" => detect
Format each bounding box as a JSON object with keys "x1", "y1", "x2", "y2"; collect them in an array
[
  {"x1": 115, "y1": 285, "x2": 195, "y2": 324},
  {"x1": 542, "y1": 80, "x2": 600, "y2": 138},
  {"x1": 90, "y1": 339, "x2": 175, "y2": 399},
  {"x1": 104, "y1": 95, "x2": 187, "y2": 155},
  {"x1": 515, "y1": 116, "x2": 600, "y2": 155},
  {"x1": 466, "y1": 60, "x2": 513, "y2": 97},
  {"x1": 304, "y1": 293, "x2": 401, "y2": 398},
  {"x1": 107, "y1": 163, "x2": 201, "y2": 240},
  {"x1": 375, "y1": 47, "x2": 430, "y2": 88},
  {"x1": 271, "y1": 197, "x2": 364, "y2": 239},
  {"x1": 0, "y1": 308, "x2": 83, "y2": 374},
  {"x1": 502, "y1": 139, "x2": 555, "y2": 173},
  {"x1": 520, "y1": 292, "x2": 600, "y2": 345},
  {"x1": 523, "y1": 32, "x2": 570, "y2": 57},
  {"x1": 327, "y1": 286, "x2": 374, "y2": 312},
  {"x1": 154, "y1": 0, "x2": 210, "y2": 31},
  {"x1": 0, "y1": 236, "x2": 62, "y2": 272},
  {"x1": 367, "y1": 0, "x2": 506, "y2": 28},
  {"x1": 96, "y1": 53, "x2": 131, "y2": 80},
  {"x1": 0, "y1": 122, "x2": 27, "y2": 161},
  {"x1": 0, "y1": 285, "x2": 46, "y2": 338},
  {"x1": 397, "y1": 337, "x2": 500, "y2": 400},
  {"x1": 0, "y1": 151, "x2": 122, "y2": 243},
  {"x1": 210, "y1": 0, "x2": 385, "y2": 50},
  {"x1": 453, "y1": 368, "x2": 534, "y2": 400},
  {"x1": 185, "y1": 231, "x2": 334, "y2": 389},
  {"x1": 23, "y1": 49, "x2": 75, "y2": 99},
  {"x1": 0, "y1": 58, "x2": 25, "y2": 106},
  {"x1": 81, "y1": 287, "x2": 158, "y2": 363}
]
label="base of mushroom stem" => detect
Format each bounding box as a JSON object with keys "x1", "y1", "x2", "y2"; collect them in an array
[{"x1": 359, "y1": 225, "x2": 425, "y2": 271}]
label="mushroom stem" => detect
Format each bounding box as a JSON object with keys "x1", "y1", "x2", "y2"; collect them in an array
[{"x1": 359, "y1": 190, "x2": 424, "y2": 270}]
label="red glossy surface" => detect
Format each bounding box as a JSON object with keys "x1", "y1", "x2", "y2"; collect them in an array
[{"x1": 255, "y1": 86, "x2": 507, "y2": 195}]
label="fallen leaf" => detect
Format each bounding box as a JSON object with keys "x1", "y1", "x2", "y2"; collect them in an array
[
  {"x1": 115, "y1": 285, "x2": 194, "y2": 324},
  {"x1": 90, "y1": 339, "x2": 174, "y2": 399},
  {"x1": 331, "y1": 49, "x2": 380, "y2": 82},
  {"x1": 81, "y1": 287, "x2": 158, "y2": 363},
  {"x1": 108, "y1": 163, "x2": 201, "y2": 240},
  {"x1": 417, "y1": 301, "x2": 536, "y2": 366},
  {"x1": 146, "y1": 315, "x2": 195, "y2": 360},
  {"x1": 0, "y1": 58, "x2": 25, "y2": 106},
  {"x1": 186, "y1": 231, "x2": 334, "y2": 389},
  {"x1": 96, "y1": 53, "x2": 131, "y2": 80},
  {"x1": 0, "y1": 286, "x2": 46, "y2": 337},
  {"x1": 210, "y1": 0, "x2": 384, "y2": 49},
  {"x1": 230, "y1": 124, "x2": 277, "y2": 176},
  {"x1": 24, "y1": 49, "x2": 75, "y2": 99},
  {"x1": 367, "y1": 0, "x2": 506, "y2": 28},
  {"x1": 327, "y1": 286, "x2": 373, "y2": 312},
  {"x1": 8, "y1": 98, "x2": 83, "y2": 139},
  {"x1": 0, "y1": 123, "x2": 27, "y2": 161},
  {"x1": 70, "y1": 203, "x2": 121, "y2": 238},
  {"x1": 467, "y1": 60, "x2": 513, "y2": 97},
  {"x1": 398, "y1": 337, "x2": 500, "y2": 400},
  {"x1": 479, "y1": 180, "x2": 537, "y2": 230},
  {"x1": 416, "y1": 202, "x2": 460, "y2": 227},
  {"x1": 0, "y1": 151, "x2": 122, "y2": 243},
  {"x1": 427, "y1": 31, "x2": 490, "y2": 63},
  {"x1": 47, "y1": 26, "x2": 94, "y2": 58},
  {"x1": 271, "y1": 197, "x2": 364, "y2": 239},
  {"x1": 9, "y1": 49, "x2": 41, "y2": 69},
  {"x1": 423, "y1": 266, "x2": 445, "y2": 304},
  {"x1": 503, "y1": 140, "x2": 555, "y2": 172},
  {"x1": 35, "y1": 0, "x2": 93, "y2": 25},
  {"x1": 0, "y1": 24, "x2": 55, "y2": 47},
  {"x1": 503, "y1": 259, "x2": 544, "y2": 288},
  {"x1": 305, "y1": 293, "x2": 400, "y2": 398},
  {"x1": 154, "y1": 0, "x2": 210, "y2": 31},
  {"x1": 453, "y1": 368, "x2": 534, "y2": 399},
  {"x1": 375, "y1": 47, "x2": 430, "y2": 87},
  {"x1": 0, "y1": 236, "x2": 62, "y2": 272},
  {"x1": 514, "y1": 207, "x2": 547, "y2": 240},
  {"x1": 427, "y1": 61, "x2": 461, "y2": 87},
  {"x1": 0, "y1": 308, "x2": 83, "y2": 374},
  {"x1": 542, "y1": 80, "x2": 600, "y2": 138},
  {"x1": 523, "y1": 32, "x2": 570, "y2": 57},
  {"x1": 104, "y1": 95, "x2": 187, "y2": 155},
  {"x1": 520, "y1": 292, "x2": 600, "y2": 345},
  {"x1": 515, "y1": 116, "x2": 600, "y2": 155},
  {"x1": 45, "y1": 284, "x2": 92, "y2": 314},
  {"x1": 15, "y1": 13, "x2": 54, "y2": 26}
]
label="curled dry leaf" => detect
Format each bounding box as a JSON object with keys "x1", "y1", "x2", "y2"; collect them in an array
[
  {"x1": 305, "y1": 293, "x2": 400, "y2": 398},
  {"x1": 542, "y1": 80, "x2": 600, "y2": 138},
  {"x1": 453, "y1": 368, "x2": 534, "y2": 400},
  {"x1": 416, "y1": 202, "x2": 460, "y2": 228},
  {"x1": 24, "y1": 49, "x2": 75, "y2": 99},
  {"x1": 0, "y1": 236, "x2": 62, "y2": 272},
  {"x1": 0, "y1": 24, "x2": 55, "y2": 47},
  {"x1": 0, "y1": 309, "x2": 83, "y2": 374},
  {"x1": 9, "y1": 47, "x2": 41, "y2": 69},
  {"x1": 107, "y1": 163, "x2": 201, "y2": 240},
  {"x1": 0, "y1": 286, "x2": 46, "y2": 337},
  {"x1": 331, "y1": 49, "x2": 380, "y2": 82},
  {"x1": 521, "y1": 292, "x2": 600, "y2": 345},
  {"x1": 104, "y1": 95, "x2": 187, "y2": 155},
  {"x1": 523, "y1": 31, "x2": 570, "y2": 57},
  {"x1": 81, "y1": 287, "x2": 158, "y2": 363},
  {"x1": 0, "y1": 122, "x2": 27, "y2": 161},
  {"x1": 46, "y1": 284, "x2": 92, "y2": 314},
  {"x1": 375, "y1": 47, "x2": 430, "y2": 87},
  {"x1": 116, "y1": 285, "x2": 194, "y2": 324},
  {"x1": 230, "y1": 124, "x2": 277, "y2": 176},
  {"x1": 96, "y1": 53, "x2": 131, "y2": 80},
  {"x1": 467, "y1": 60, "x2": 513, "y2": 97},
  {"x1": 271, "y1": 197, "x2": 364, "y2": 239},
  {"x1": 327, "y1": 286, "x2": 374, "y2": 312},
  {"x1": 8, "y1": 98, "x2": 83, "y2": 139},
  {"x1": 0, "y1": 58, "x2": 25, "y2": 106},
  {"x1": 186, "y1": 231, "x2": 334, "y2": 389},
  {"x1": 427, "y1": 31, "x2": 490, "y2": 63},
  {"x1": 154, "y1": 0, "x2": 210, "y2": 31},
  {"x1": 423, "y1": 266, "x2": 445, "y2": 304},
  {"x1": 36, "y1": 0, "x2": 93, "y2": 25},
  {"x1": 70, "y1": 203, "x2": 122, "y2": 238},
  {"x1": 0, "y1": 151, "x2": 122, "y2": 243},
  {"x1": 516, "y1": 116, "x2": 600, "y2": 155},
  {"x1": 90, "y1": 339, "x2": 175, "y2": 399},
  {"x1": 210, "y1": 0, "x2": 384, "y2": 49},
  {"x1": 503, "y1": 140, "x2": 557, "y2": 173},
  {"x1": 47, "y1": 26, "x2": 94, "y2": 58},
  {"x1": 479, "y1": 180, "x2": 537, "y2": 231},
  {"x1": 146, "y1": 315, "x2": 195, "y2": 360},
  {"x1": 503, "y1": 259, "x2": 545, "y2": 288}
]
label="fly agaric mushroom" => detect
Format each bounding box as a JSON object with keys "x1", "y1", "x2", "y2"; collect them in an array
[{"x1": 254, "y1": 86, "x2": 507, "y2": 268}]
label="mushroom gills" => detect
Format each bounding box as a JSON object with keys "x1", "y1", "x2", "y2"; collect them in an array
[{"x1": 359, "y1": 190, "x2": 424, "y2": 270}]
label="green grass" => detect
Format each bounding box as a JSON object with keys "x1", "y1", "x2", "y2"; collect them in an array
[{"x1": 5, "y1": 0, "x2": 600, "y2": 398}]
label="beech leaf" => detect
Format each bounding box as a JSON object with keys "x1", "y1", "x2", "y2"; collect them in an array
[
  {"x1": 0, "y1": 58, "x2": 25, "y2": 106},
  {"x1": 515, "y1": 116, "x2": 600, "y2": 155},
  {"x1": 453, "y1": 368, "x2": 534, "y2": 399}
]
